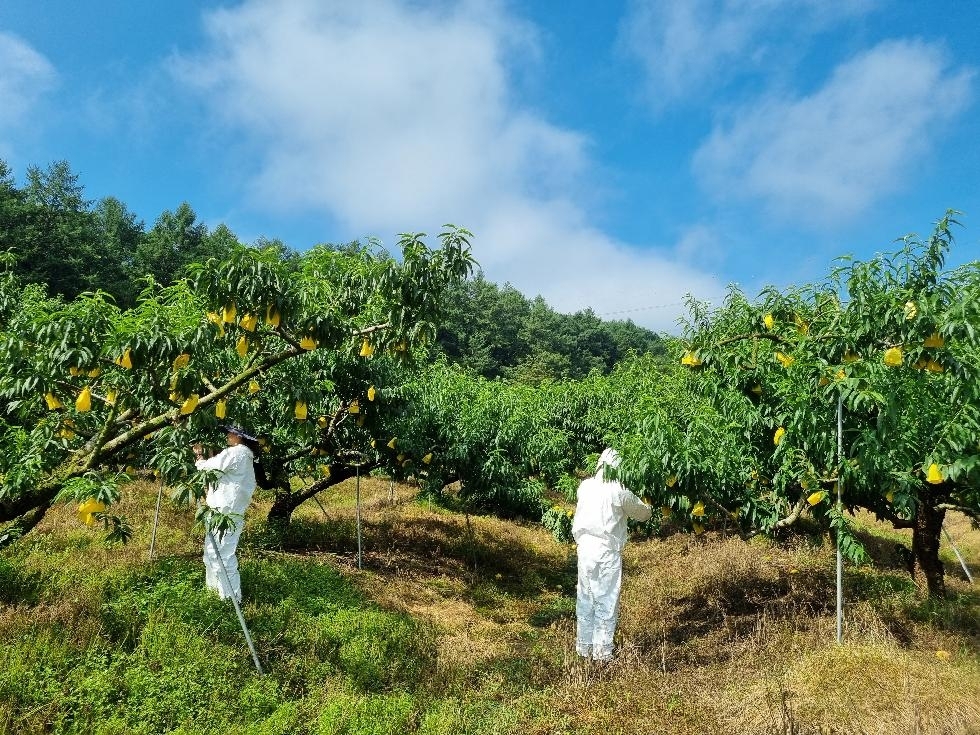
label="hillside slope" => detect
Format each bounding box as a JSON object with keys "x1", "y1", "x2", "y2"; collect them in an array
[{"x1": 1, "y1": 479, "x2": 978, "y2": 734}]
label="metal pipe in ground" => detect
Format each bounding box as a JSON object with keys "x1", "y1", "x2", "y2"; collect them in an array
[
  {"x1": 356, "y1": 465, "x2": 363, "y2": 570},
  {"x1": 836, "y1": 393, "x2": 844, "y2": 645},
  {"x1": 943, "y1": 524, "x2": 974, "y2": 584},
  {"x1": 149, "y1": 481, "x2": 164, "y2": 560}
]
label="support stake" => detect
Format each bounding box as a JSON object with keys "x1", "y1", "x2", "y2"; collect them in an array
[
  {"x1": 942, "y1": 523, "x2": 974, "y2": 584},
  {"x1": 836, "y1": 393, "x2": 844, "y2": 645},
  {"x1": 356, "y1": 465, "x2": 363, "y2": 570},
  {"x1": 149, "y1": 481, "x2": 164, "y2": 560}
]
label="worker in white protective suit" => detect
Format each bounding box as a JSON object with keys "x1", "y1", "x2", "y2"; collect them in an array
[
  {"x1": 571, "y1": 448, "x2": 651, "y2": 661},
  {"x1": 193, "y1": 425, "x2": 257, "y2": 603}
]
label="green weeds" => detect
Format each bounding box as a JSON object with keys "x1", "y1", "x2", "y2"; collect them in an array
[{"x1": 0, "y1": 492, "x2": 977, "y2": 735}]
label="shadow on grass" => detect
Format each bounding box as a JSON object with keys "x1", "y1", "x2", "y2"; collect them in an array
[
  {"x1": 905, "y1": 589, "x2": 980, "y2": 640},
  {"x1": 639, "y1": 551, "x2": 976, "y2": 666},
  {"x1": 249, "y1": 513, "x2": 578, "y2": 604},
  {"x1": 0, "y1": 555, "x2": 42, "y2": 605},
  {"x1": 528, "y1": 596, "x2": 576, "y2": 627}
]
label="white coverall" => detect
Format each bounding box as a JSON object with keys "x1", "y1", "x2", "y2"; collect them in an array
[
  {"x1": 571, "y1": 448, "x2": 651, "y2": 660},
  {"x1": 195, "y1": 444, "x2": 256, "y2": 602}
]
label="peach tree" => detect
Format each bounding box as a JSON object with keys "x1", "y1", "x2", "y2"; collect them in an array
[
  {"x1": 0, "y1": 229, "x2": 473, "y2": 545},
  {"x1": 373, "y1": 353, "x2": 672, "y2": 534},
  {"x1": 617, "y1": 213, "x2": 980, "y2": 597}
]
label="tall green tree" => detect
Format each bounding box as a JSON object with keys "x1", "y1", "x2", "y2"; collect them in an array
[
  {"x1": 136, "y1": 202, "x2": 230, "y2": 285},
  {"x1": 0, "y1": 229, "x2": 474, "y2": 544},
  {"x1": 3, "y1": 161, "x2": 99, "y2": 300},
  {"x1": 436, "y1": 274, "x2": 664, "y2": 382},
  {"x1": 618, "y1": 213, "x2": 980, "y2": 597},
  {"x1": 0, "y1": 161, "x2": 148, "y2": 305},
  {"x1": 90, "y1": 197, "x2": 144, "y2": 306}
]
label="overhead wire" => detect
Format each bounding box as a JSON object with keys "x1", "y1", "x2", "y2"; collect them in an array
[{"x1": 594, "y1": 294, "x2": 728, "y2": 318}]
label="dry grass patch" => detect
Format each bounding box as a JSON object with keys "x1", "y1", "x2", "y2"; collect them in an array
[
  {"x1": 274, "y1": 485, "x2": 979, "y2": 733},
  {"x1": 720, "y1": 642, "x2": 980, "y2": 735},
  {"x1": 260, "y1": 477, "x2": 576, "y2": 687}
]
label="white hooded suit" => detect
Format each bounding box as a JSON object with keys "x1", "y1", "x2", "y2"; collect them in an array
[
  {"x1": 571, "y1": 448, "x2": 651, "y2": 660},
  {"x1": 196, "y1": 443, "x2": 256, "y2": 602}
]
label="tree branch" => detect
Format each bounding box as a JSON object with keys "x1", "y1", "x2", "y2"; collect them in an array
[
  {"x1": 82, "y1": 401, "x2": 119, "y2": 471},
  {"x1": 100, "y1": 345, "x2": 301, "y2": 456},
  {"x1": 0, "y1": 500, "x2": 54, "y2": 549},
  {"x1": 937, "y1": 503, "x2": 980, "y2": 523},
  {"x1": 714, "y1": 332, "x2": 790, "y2": 348},
  {"x1": 773, "y1": 497, "x2": 807, "y2": 529},
  {"x1": 283, "y1": 461, "x2": 378, "y2": 510},
  {"x1": 355, "y1": 322, "x2": 390, "y2": 336}
]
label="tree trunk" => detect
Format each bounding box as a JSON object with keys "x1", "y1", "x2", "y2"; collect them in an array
[
  {"x1": 912, "y1": 499, "x2": 946, "y2": 598},
  {"x1": 264, "y1": 464, "x2": 362, "y2": 526},
  {"x1": 0, "y1": 501, "x2": 54, "y2": 549},
  {"x1": 266, "y1": 486, "x2": 298, "y2": 525}
]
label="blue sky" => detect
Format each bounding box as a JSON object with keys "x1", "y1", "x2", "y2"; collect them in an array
[{"x1": 1, "y1": 0, "x2": 978, "y2": 330}]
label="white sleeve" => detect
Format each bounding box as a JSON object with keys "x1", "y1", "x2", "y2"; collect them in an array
[
  {"x1": 619, "y1": 487, "x2": 652, "y2": 522},
  {"x1": 196, "y1": 447, "x2": 239, "y2": 474}
]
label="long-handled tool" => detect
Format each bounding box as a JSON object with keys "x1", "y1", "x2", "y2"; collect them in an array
[
  {"x1": 836, "y1": 394, "x2": 844, "y2": 644},
  {"x1": 207, "y1": 529, "x2": 264, "y2": 675},
  {"x1": 356, "y1": 464, "x2": 363, "y2": 570}
]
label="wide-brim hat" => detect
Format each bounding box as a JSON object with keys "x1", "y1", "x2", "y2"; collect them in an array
[
  {"x1": 596, "y1": 447, "x2": 621, "y2": 471},
  {"x1": 219, "y1": 424, "x2": 258, "y2": 442}
]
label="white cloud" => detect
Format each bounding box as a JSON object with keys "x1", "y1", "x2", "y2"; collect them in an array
[
  {"x1": 476, "y1": 198, "x2": 723, "y2": 327},
  {"x1": 693, "y1": 40, "x2": 974, "y2": 225},
  {"x1": 171, "y1": 0, "x2": 723, "y2": 331},
  {"x1": 672, "y1": 224, "x2": 725, "y2": 269},
  {"x1": 0, "y1": 32, "x2": 57, "y2": 149},
  {"x1": 171, "y1": 0, "x2": 547, "y2": 227},
  {"x1": 619, "y1": 0, "x2": 875, "y2": 108}
]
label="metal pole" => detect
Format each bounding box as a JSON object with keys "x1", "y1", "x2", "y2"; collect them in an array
[
  {"x1": 356, "y1": 465, "x2": 363, "y2": 570},
  {"x1": 149, "y1": 481, "x2": 165, "y2": 560},
  {"x1": 942, "y1": 524, "x2": 974, "y2": 584},
  {"x1": 207, "y1": 530, "x2": 264, "y2": 675},
  {"x1": 836, "y1": 394, "x2": 844, "y2": 644}
]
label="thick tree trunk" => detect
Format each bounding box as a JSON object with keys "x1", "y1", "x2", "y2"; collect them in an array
[
  {"x1": 912, "y1": 499, "x2": 947, "y2": 598},
  {"x1": 0, "y1": 501, "x2": 54, "y2": 549},
  {"x1": 264, "y1": 464, "x2": 363, "y2": 526},
  {"x1": 267, "y1": 489, "x2": 298, "y2": 525},
  {"x1": 0, "y1": 478, "x2": 64, "y2": 525}
]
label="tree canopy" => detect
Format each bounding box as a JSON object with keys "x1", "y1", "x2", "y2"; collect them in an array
[
  {"x1": 617, "y1": 213, "x2": 980, "y2": 596},
  {"x1": 435, "y1": 274, "x2": 665, "y2": 382},
  {"x1": 0, "y1": 229, "x2": 474, "y2": 543}
]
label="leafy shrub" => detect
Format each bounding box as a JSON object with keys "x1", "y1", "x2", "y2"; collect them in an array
[
  {"x1": 541, "y1": 505, "x2": 573, "y2": 543},
  {"x1": 100, "y1": 559, "x2": 243, "y2": 648},
  {"x1": 302, "y1": 608, "x2": 436, "y2": 692},
  {"x1": 417, "y1": 697, "x2": 524, "y2": 734}
]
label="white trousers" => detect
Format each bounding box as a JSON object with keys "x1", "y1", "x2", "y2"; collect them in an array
[
  {"x1": 575, "y1": 537, "x2": 622, "y2": 661},
  {"x1": 204, "y1": 524, "x2": 244, "y2": 603}
]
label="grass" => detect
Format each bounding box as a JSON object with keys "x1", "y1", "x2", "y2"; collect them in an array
[{"x1": 0, "y1": 477, "x2": 977, "y2": 734}]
